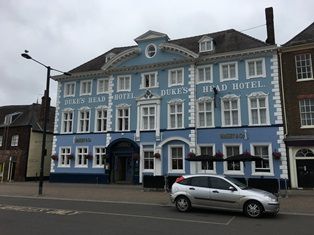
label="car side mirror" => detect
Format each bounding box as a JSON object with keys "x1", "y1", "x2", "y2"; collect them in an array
[{"x1": 229, "y1": 186, "x2": 237, "y2": 191}]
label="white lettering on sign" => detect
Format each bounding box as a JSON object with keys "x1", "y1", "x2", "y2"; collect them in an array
[
  {"x1": 113, "y1": 93, "x2": 134, "y2": 101},
  {"x1": 64, "y1": 96, "x2": 106, "y2": 106},
  {"x1": 202, "y1": 81, "x2": 265, "y2": 94},
  {"x1": 161, "y1": 87, "x2": 189, "y2": 96}
]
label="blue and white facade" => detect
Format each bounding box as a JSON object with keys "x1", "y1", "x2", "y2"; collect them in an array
[{"x1": 50, "y1": 30, "x2": 287, "y2": 189}]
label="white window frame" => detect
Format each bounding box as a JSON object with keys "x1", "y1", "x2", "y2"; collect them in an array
[
  {"x1": 199, "y1": 37, "x2": 213, "y2": 52},
  {"x1": 197, "y1": 97, "x2": 214, "y2": 128},
  {"x1": 221, "y1": 95, "x2": 241, "y2": 127},
  {"x1": 140, "y1": 72, "x2": 158, "y2": 89},
  {"x1": 11, "y1": 135, "x2": 19, "y2": 147},
  {"x1": 142, "y1": 148, "x2": 155, "y2": 172},
  {"x1": 117, "y1": 75, "x2": 131, "y2": 92},
  {"x1": 168, "y1": 68, "x2": 184, "y2": 87},
  {"x1": 223, "y1": 144, "x2": 244, "y2": 175},
  {"x1": 97, "y1": 78, "x2": 109, "y2": 94},
  {"x1": 77, "y1": 107, "x2": 90, "y2": 133},
  {"x1": 299, "y1": 98, "x2": 314, "y2": 128},
  {"x1": 197, "y1": 144, "x2": 216, "y2": 174},
  {"x1": 0, "y1": 136, "x2": 3, "y2": 147},
  {"x1": 58, "y1": 147, "x2": 71, "y2": 168},
  {"x1": 116, "y1": 104, "x2": 130, "y2": 131},
  {"x1": 295, "y1": 53, "x2": 313, "y2": 81},
  {"x1": 95, "y1": 106, "x2": 107, "y2": 132},
  {"x1": 145, "y1": 44, "x2": 157, "y2": 58},
  {"x1": 168, "y1": 100, "x2": 184, "y2": 129},
  {"x1": 251, "y1": 143, "x2": 274, "y2": 176},
  {"x1": 80, "y1": 80, "x2": 92, "y2": 96},
  {"x1": 140, "y1": 105, "x2": 156, "y2": 131},
  {"x1": 93, "y1": 146, "x2": 106, "y2": 168},
  {"x1": 75, "y1": 146, "x2": 89, "y2": 168},
  {"x1": 64, "y1": 82, "x2": 76, "y2": 97},
  {"x1": 168, "y1": 144, "x2": 185, "y2": 174},
  {"x1": 220, "y1": 62, "x2": 238, "y2": 81},
  {"x1": 248, "y1": 92, "x2": 270, "y2": 126},
  {"x1": 245, "y1": 58, "x2": 266, "y2": 79},
  {"x1": 61, "y1": 109, "x2": 74, "y2": 134},
  {"x1": 197, "y1": 65, "x2": 213, "y2": 83}
]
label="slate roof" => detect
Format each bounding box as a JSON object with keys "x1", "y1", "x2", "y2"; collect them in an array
[
  {"x1": 283, "y1": 22, "x2": 314, "y2": 47},
  {"x1": 0, "y1": 104, "x2": 55, "y2": 132},
  {"x1": 69, "y1": 29, "x2": 269, "y2": 74}
]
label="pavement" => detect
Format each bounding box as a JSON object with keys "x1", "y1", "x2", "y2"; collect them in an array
[{"x1": 0, "y1": 181, "x2": 314, "y2": 215}]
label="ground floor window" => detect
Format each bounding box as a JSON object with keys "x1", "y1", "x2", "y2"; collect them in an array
[
  {"x1": 253, "y1": 145, "x2": 271, "y2": 173},
  {"x1": 76, "y1": 147, "x2": 88, "y2": 167},
  {"x1": 169, "y1": 145, "x2": 184, "y2": 172},
  {"x1": 94, "y1": 147, "x2": 106, "y2": 167},
  {"x1": 224, "y1": 144, "x2": 242, "y2": 174},
  {"x1": 200, "y1": 146, "x2": 214, "y2": 171},
  {"x1": 143, "y1": 150, "x2": 154, "y2": 170},
  {"x1": 59, "y1": 147, "x2": 71, "y2": 167}
]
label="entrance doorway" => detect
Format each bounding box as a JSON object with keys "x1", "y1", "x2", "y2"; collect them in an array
[
  {"x1": 297, "y1": 160, "x2": 314, "y2": 188},
  {"x1": 106, "y1": 138, "x2": 140, "y2": 184}
]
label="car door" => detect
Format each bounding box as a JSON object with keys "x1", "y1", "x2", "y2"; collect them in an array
[
  {"x1": 186, "y1": 176, "x2": 211, "y2": 206},
  {"x1": 208, "y1": 176, "x2": 241, "y2": 209}
]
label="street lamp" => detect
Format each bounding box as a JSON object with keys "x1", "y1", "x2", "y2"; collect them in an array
[{"x1": 21, "y1": 50, "x2": 70, "y2": 195}]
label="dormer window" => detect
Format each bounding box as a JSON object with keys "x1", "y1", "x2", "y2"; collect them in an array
[
  {"x1": 199, "y1": 36, "x2": 214, "y2": 52},
  {"x1": 4, "y1": 112, "x2": 21, "y2": 125}
]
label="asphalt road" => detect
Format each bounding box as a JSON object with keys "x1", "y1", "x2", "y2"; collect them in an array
[{"x1": 0, "y1": 195, "x2": 313, "y2": 235}]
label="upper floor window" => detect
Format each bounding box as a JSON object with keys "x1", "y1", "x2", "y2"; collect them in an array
[
  {"x1": 62, "y1": 109, "x2": 73, "y2": 133},
  {"x1": 248, "y1": 92, "x2": 269, "y2": 125},
  {"x1": 97, "y1": 78, "x2": 109, "y2": 94},
  {"x1": 168, "y1": 100, "x2": 184, "y2": 129},
  {"x1": 76, "y1": 147, "x2": 88, "y2": 167},
  {"x1": 295, "y1": 54, "x2": 313, "y2": 80},
  {"x1": 94, "y1": 147, "x2": 106, "y2": 167},
  {"x1": 64, "y1": 82, "x2": 76, "y2": 97},
  {"x1": 199, "y1": 36, "x2": 214, "y2": 52},
  {"x1": 80, "y1": 80, "x2": 92, "y2": 96},
  {"x1": 59, "y1": 147, "x2": 71, "y2": 167},
  {"x1": 299, "y1": 98, "x2": 314, "y2": 127},
  {"x1": 222, "y1": 95, "x2": 240, "y2": 127},
  {"x1": 117, "y1": 75, "x2": 131, "y2": 92},
  {"x1": 11, "y1": 135, "x2": 19, "y2": 147},
  {"x1": 246, "y1": 58, "x2": 266, "y2": 79},
  {"x1": 95, "y1": 107, "x2": 107, "y2": 132},
  {"x1": 197, "y1": 98, "x2": 214, "y2": 127},
  {"x1": 168, "y1": 68, "x2": 184, "y2": 87},
  {"x1": 145, "y1": 44, "x2": 157, "y2": 58},
  {"x1": 197, "y1": 65, "x2": 212, "y2": 83},
  {"x1": 141, "y1": 72, "x2": 158, "y2": 89},
  {"x1": 141, "y1": 105, "x2": 156, "y2": 130},
  {"x1": 220, "y1": 62, "x2": 238, "y2": 81},
  {"x1": 78, "y1": 108, "x2": 90, "y2": 133},
  {"x1": 116, "y1": 105, "x2": 130, "y2": 131}
]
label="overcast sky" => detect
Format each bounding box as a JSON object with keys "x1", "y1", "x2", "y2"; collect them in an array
[{"x1": 1, "y1": 0, "x2": 313, "y2": 107}]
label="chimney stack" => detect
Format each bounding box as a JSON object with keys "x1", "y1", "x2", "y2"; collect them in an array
[{"x1": 265, "y1": 7, "x2": 275, "y2": 45}]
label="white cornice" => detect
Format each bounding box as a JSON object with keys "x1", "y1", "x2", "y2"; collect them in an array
[{"x1": 159, "y1": 43, "x2": 199, "y2": 59}]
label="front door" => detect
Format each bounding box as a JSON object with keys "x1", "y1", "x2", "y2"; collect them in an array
[
  {"x1": 114, "y1": 155, "x2": 132, "y2": 184},
  {"x1": 297, "y1": 160, "x2": 314, "y2": 188}
]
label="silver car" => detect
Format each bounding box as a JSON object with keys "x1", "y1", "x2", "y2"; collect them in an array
[{"x1": 170, "y1": 174, "x2": 279, "y2": 218}]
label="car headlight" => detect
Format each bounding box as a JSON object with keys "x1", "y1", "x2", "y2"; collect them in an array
[{"x1": 264, "y1": 195, "x2": 277, "y2": 202}]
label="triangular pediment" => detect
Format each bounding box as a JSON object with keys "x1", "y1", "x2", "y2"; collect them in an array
[
  {"x1": 136, "y1": 90, "x2": 161, "y2": 101},
  {"x1": 135, "y1": 30, "x2": 169, "y2": 43}
]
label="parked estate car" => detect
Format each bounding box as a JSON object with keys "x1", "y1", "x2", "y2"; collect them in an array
[{"x1": 170, "y1": 174, "x2": 279, "y2": 218}]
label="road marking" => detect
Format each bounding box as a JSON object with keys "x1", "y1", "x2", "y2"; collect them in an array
[
  {"x1": 80, "y1": 210, "x2": 233, "y2": 225},
  {"x1": 0, "y1": 204, "x2": 79, "y2": 216}
]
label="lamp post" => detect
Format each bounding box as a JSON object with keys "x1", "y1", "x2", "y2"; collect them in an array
[{"x1": 21, "y1": 50, "x2": 70, "y2": 195}]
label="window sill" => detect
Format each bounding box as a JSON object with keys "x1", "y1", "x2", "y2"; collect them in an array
[
  {"x1": 297, "y1": 78, "x2": 314, "y2": 82},
  {"x1": 246, "y1": 75, "x2": 266, "y2": 79},
  {"x1": 57, "y1": 165, "x2": 71, "y2": 168},
  {"x1": 220, "y1": 78, "x2": 238, "y2": 82},
  {"x1": 252, "y1": 172, "x2": 274, "y2": 176},
  {"x1": 300, "y1": 125, "x2": 314, "y2": 129},
  {"x1": 75, "y1": 165, "x2": 88, "y2": 168}
]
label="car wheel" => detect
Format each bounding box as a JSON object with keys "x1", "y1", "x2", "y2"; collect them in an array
[
  {"x1": 175, "y1": 196, "x2": 191, "y2": 212},
  {"x1": 244, "y1": 200, "x2": 263, "y2": 218}
]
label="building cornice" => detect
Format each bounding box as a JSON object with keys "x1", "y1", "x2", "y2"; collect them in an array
[
  {"x1": 159, "y1": 43, "x2": 199, "y2": 59},
  {"x1": 279, "y1": 42, "x2": 314, "y2": 53}
]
